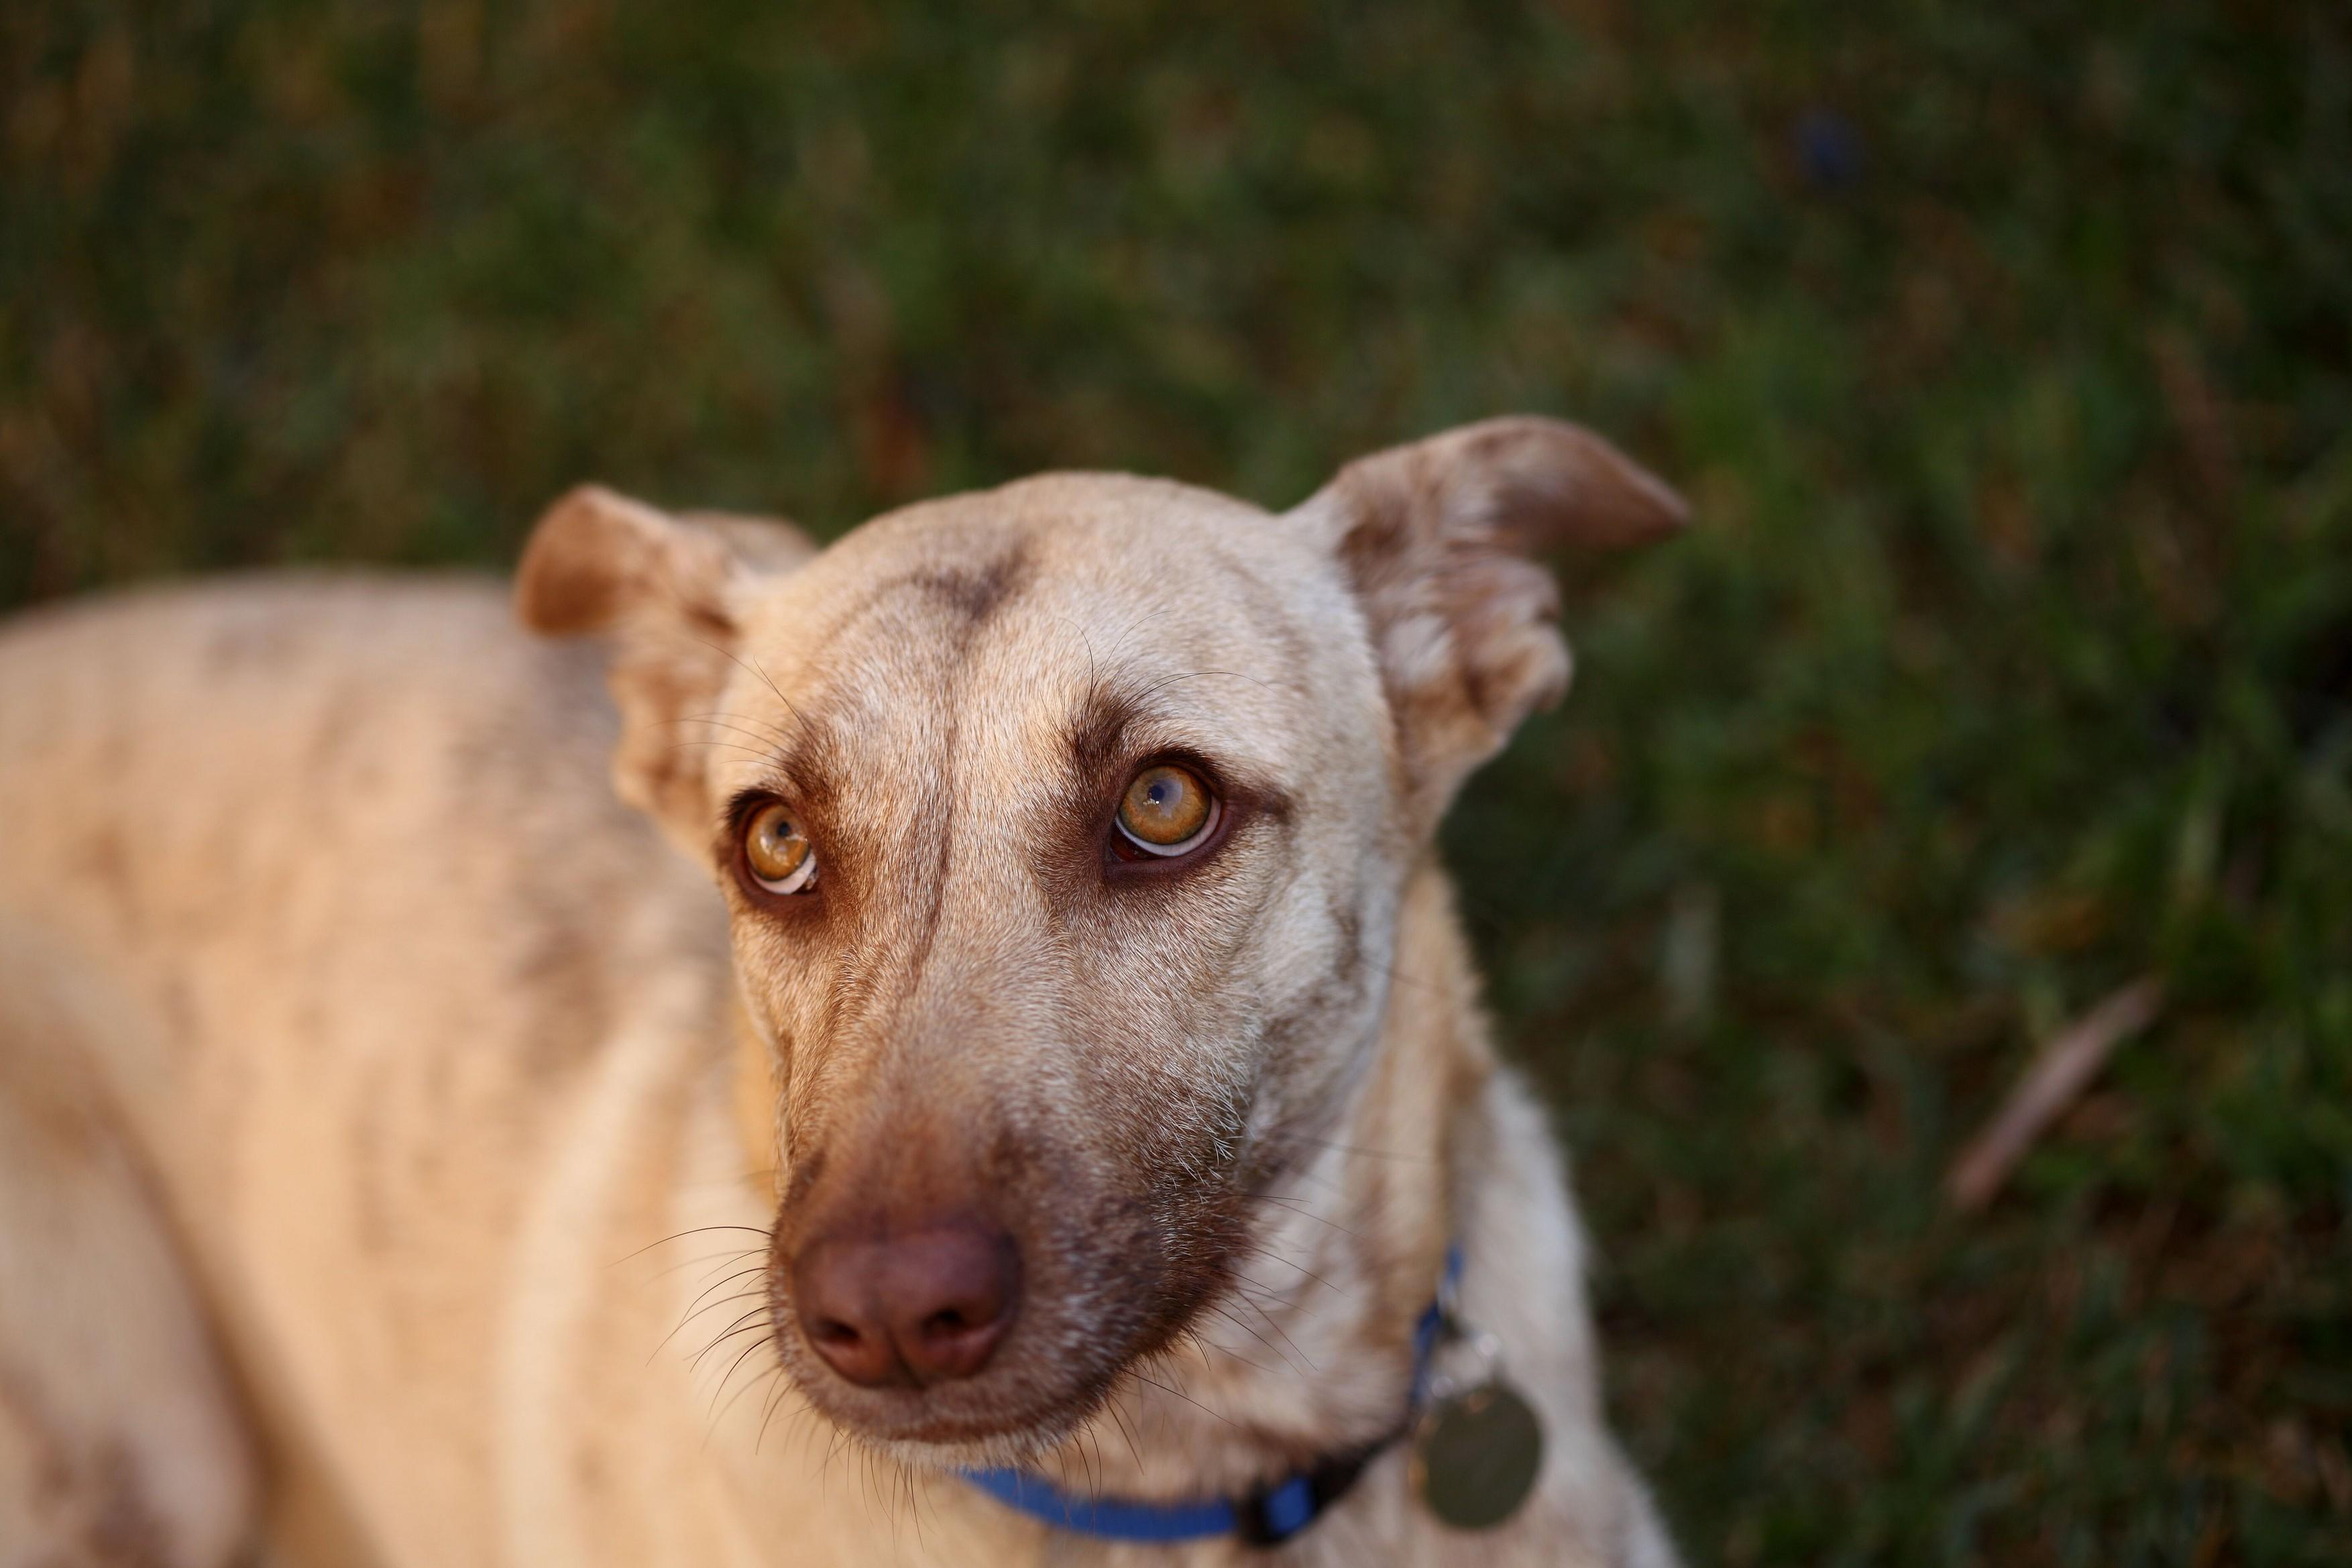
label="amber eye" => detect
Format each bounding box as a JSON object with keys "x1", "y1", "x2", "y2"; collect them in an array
[
  {"x1": 743, "y1": 802, "x2": 818, "y2": 894},
  {"x1": 1115, "y1": 765, "x2": 1217, "y2": 856}
]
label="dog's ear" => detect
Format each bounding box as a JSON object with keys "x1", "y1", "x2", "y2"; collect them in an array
[
  {"x1": 1289, "y1": 416, "x2": 1687, "y2": 824},
  {"x1": 516, "y1": 484, "x2": 818, "y2": 854}
]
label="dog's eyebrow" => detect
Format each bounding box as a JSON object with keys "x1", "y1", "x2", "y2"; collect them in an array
[
  {"x1": 1064, "y1": 683, "x2": 1147, "y2": 781},
  {"x1": 1061, "y1": 681, "x2": 1296, "y2": 823},
  {"x1": 712, "y1": 715, "x2": 844, "y2": 823}
]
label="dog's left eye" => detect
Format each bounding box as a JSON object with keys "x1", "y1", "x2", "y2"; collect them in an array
[
  {"x1": 1115, "y1": 765, "x2": 1218, "y2": 856},
  {"x1": 743, "y1": 802, "x2": 819, "y2": 894}
]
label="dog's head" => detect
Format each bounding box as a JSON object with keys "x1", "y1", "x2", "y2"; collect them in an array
[{"x1": 516, "y1": 418, "x2": 1682, "y2": 1464}]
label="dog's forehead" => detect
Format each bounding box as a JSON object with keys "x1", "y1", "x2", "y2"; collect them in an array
[
  {"x1": 717, "y1": 473, "x2": 1373, "y2": 797},
  {"x1": 811, "y1": 471, "x2": 1329, "y2": 624}
]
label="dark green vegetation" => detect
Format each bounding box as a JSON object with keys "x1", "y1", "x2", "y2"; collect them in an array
[{"x1": 5, "y1": 2, "x2": 2348, "y2": 1561}]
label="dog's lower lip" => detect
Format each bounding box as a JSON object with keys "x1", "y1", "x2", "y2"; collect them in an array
[
  {"x1": 804, "y1": 1388, "x2": 1070, "y2": 1449},
  {"x1": 789, "y1": 1341, "x2": 1095, "y2": 1447}
]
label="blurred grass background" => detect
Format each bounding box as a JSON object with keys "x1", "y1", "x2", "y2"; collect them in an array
[{"x1": 4, "y1": 1, "x2": 2349, "y2": 1561}]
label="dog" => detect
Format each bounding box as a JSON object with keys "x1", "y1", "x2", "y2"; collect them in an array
[{"x1": 0, "y1": 416, "x2": 1685, "y2": 1567}]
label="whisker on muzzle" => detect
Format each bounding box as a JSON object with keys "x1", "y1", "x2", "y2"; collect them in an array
[{"x1": 609, "y1": 1223, "x2": 775, "y2": 1268}]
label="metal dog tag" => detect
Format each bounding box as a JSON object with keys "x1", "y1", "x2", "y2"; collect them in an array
[{"x1": 1411, "y1": 1378, "x2": 1545, "y2": 1530}]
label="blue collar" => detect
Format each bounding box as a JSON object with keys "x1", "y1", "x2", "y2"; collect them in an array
[{"x1": 962, "y1": 1247, "x2": 1463, "y2": 1548}]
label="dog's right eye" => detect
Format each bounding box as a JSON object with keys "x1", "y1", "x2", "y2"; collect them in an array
[
  {"x1": 1115, "y1": 764, "x2": 1219, "y2": 856},
  {"x1": 743, "y1": 803, "x2": 819, "y2": 894}
]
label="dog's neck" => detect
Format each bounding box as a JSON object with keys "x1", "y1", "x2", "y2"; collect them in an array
[{"x1": 722, "y1": 858, "x2": 1494, "y2": 1506}]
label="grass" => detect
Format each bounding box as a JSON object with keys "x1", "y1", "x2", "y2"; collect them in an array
[{"x1": 4, "y1": 2, "x2": 2349, "y2": 1561}]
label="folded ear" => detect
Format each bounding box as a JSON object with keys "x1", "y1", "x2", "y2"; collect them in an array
[
  {"x1": 515, "y1": 485, "x2": 818, "y2": 854},
  {"x1": 1288, "y1": 416, "x2": 1687, "y2": 825}
]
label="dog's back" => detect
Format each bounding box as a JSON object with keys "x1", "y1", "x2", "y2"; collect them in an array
[
  {"x1": 0, "y1": 573, "x2": 677, "y2": 1180},
  {"x1": 0, "y1": 578, "x2": 734, "y2": 1566}
]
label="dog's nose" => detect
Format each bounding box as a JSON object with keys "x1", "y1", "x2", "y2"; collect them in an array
[{"x1": 792, "y1": 1221, "x2": 1020, "y2": 1387}]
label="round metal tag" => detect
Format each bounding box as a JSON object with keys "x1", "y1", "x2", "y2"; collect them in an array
[{"x1": 1410, "y1": 1380, "x2": 1545, "y2": 1531}]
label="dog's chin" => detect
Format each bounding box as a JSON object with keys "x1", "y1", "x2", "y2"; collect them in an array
[
  {"x1": 850, "y1": 1416, "x2": 1090, "y2": 1475},
  {"x1": 792, "y1": 1385, "x2": 1101, "y2": 1474},
  {"x1": 777, "y1": 1341, "x2": 1120, "y2": 1473}
]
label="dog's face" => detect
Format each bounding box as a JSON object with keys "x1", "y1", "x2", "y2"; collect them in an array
[{"x1": 516, "y1": 420, "x2": 1683, "y2": 1465}]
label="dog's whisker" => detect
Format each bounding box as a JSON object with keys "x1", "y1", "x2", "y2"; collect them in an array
[
  {"x1": 704, "y1": 1343, "x2": 782, "y2": 1455},
  {"x1": 659, "y1": 716, "x2": 795, "y2": 758},
  {"x1": 1099, "y1": 1394, "x2": 1147, "y2": 1475},
  {"x1": 1221, "y1": 1268, "x2": 1310, "y2": 1323},
  {"x1": 1100, "y1": 604, "x2": 1180, "y2": 675},
  {"x1": 1236, "y1": 1288, "x2": 1317, "y2": 1371},
  {"x1": 689, "y1": 1307, "x2": 777, "y2": 1372},
  {"x1": 903, "y1": 1463, "x2": 932, "y2": 1555},
  {"x1": 691, "y1": 1306, "x2": 776, "y2": 1354},
  {"x1": 660, "y1": 737, "x2": 794, "y2": 763},
  {"x1": 657, "y1": 1294, "x2": 771, "y2": 1366},
  {"x1": 1353, "y1": 948, "x2": 1453, "y2": 999},
  {"x1": 822, "y1": 1424, "x2": 851, "y2": 1490},
  {"x1": 667, "y1": 1262, "x2": 771, "y2": 1324},
  {"x1": 1200, "y1": 1301, "x2": 1303, "y2": 1377},
  {"x1": 676, "y1": 708, "x2": 797, "y2": 746},
  {"x1": 650, "y1": 1283, "x2": 773, "y2": 1365},
  {"x1": 1041, "y1": 610, "x2": 1103, "y2": 710},
  {"x1": 1233, "y1": 1221, "x2": 1343, "y2": 1285},
  {"x1": 676, "y1": 716, "x2": 792, "y2": 754},
  {"x1": 1123, "y1": 1365, "x2": 1237, "y2": 1430},
  {"x1": 610, "y1": 1223, "x2": 774, "y2": 1268},
  {"x1": 1129, "y1": 667, "x2": 1279, "y2": 707},
  {"x1": 683, "y1": 633, "x2": 812, "y2": 742},
  {"x1": 1194, "y1": 1331, "x2": 1284, "y2": 1380},
  {"x1": 755, "y1": 1365, "x2": 801, "y2": 1454},
  {"x1": 1252, "y1": 1129, "x2": 1436, "y2": 1166},
  {"x1": 1235, "y1": 1192, "x2": 1365, "y2": 1241},
  {"x1": 645, "y1": 1244, "x2": 768, "y2": 1281}
]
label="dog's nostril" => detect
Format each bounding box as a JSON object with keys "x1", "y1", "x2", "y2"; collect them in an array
[
  {"x1": 794, "y1": 1300, "x2": 900, "y2": 1388},
  {"x1": 791, "y1": 1220, "x2": 1021, "y2": 1388}
]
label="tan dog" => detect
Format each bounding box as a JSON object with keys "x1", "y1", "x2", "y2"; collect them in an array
[{"x1": 0, "y1": 417, "x2": 1685, "y2": 1567}]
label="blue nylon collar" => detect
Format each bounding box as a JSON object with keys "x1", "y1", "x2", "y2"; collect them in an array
[{"x1": 962, "y1": 1246, "x2": 1463, "y2": 1548}]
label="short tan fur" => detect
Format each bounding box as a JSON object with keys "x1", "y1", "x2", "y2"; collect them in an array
[{"x1": 0, "y1": 417, "x2": 1682, "y2": 1567}]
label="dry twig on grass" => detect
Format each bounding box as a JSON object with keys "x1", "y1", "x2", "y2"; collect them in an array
[{"x1": 1946, "y1": 976, "x2": 2166, "y2": 1213}]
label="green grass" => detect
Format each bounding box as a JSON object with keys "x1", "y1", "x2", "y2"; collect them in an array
[{"x1": 5, "y1": 2, "x2": 2349, "y2": 1561}]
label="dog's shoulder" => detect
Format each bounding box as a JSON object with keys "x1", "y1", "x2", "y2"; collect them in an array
[{"x1": 0, "y1": 567, "x2": 699, "y2": 1064}]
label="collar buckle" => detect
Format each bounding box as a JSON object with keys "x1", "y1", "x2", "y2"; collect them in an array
[{"x1": 1231, "y1": 1442, "x2": 1384, "y2": 1547}]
